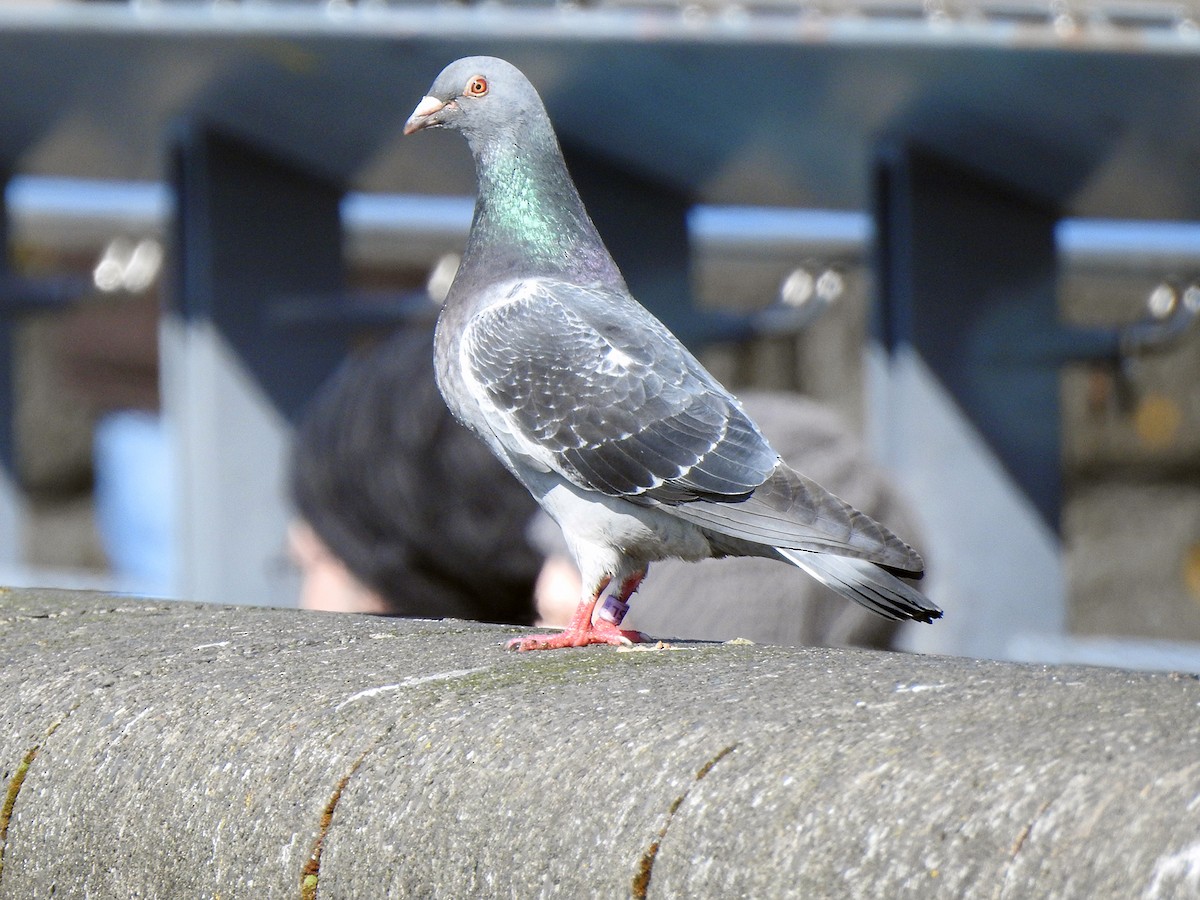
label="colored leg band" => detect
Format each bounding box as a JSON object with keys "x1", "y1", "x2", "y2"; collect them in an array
[{"x1": 597, "y1": 595, "x2": 630, "y2": 625}]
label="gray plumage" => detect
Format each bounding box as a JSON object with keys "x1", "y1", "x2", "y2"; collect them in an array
[{"x1": 404, "y1": 57, "x2": 941, "y2": 643}]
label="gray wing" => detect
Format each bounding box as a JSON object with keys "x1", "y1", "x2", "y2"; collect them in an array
[
  {"x1": 672, "y1": 465, "x2": 926, "y2": 573},
  {"x1": 462, "y1": 279, "x2": 779, "y2": 502}
]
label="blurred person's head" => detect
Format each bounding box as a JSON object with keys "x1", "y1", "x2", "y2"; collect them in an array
[{"x1": 289, "y1": 325, "x2": 541, "y2": 624}]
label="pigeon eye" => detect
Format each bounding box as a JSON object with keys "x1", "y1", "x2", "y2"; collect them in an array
[{"x1": 465, "y1": 76, "x2": 489, "y2": 98}]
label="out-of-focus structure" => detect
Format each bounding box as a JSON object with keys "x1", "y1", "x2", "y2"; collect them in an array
[{"x1": 1, "y1": 0, "x2": 1199, "y2": 667}]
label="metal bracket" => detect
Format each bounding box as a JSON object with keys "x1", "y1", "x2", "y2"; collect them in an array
[{"x1": 1119, "y1": 282, "x2": 1200, "y2": 359}]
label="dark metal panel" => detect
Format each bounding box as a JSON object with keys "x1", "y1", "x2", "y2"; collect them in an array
[
  {"x1": 873, "y1": 141, "x2": 1064, "y2": 530},
  {"x1": 169, "y1": 123, "x2": 347, "y2": 419}
]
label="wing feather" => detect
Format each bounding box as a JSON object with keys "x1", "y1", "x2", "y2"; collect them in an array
[
  {"x1": 672, "y1": 465, "x2": 925, "y2": 573},
  {"x1": 461, "y1": 279, "x2": 778, "y2": 501}
]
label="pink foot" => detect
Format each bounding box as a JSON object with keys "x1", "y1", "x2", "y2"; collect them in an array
[
  {"x1": 593, "y1": 618, "x2": 646, "y2": 644},
  {"x1": 506, "y1": 620, "x2": 644, "y2": 652},
  {"x1": 508, "y1": 575, "x2": 647, "y2": 651}
]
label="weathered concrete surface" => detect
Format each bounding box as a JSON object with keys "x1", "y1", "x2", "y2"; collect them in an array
[{"x1": 1, "y1": 589, "x2": 1199, "y2": 899}]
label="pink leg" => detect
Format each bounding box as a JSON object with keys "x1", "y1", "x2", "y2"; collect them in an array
[
  {"x1": 591, "y1": 570, "x2": 647, "y2": 642},
  {"x1": 507, "y1": 573, "x2": 646, "y2": 651}
]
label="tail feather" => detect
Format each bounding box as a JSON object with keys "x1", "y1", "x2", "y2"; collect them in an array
[{"x1": 779, "y1": 549, "x2": 942, "y2": 624}]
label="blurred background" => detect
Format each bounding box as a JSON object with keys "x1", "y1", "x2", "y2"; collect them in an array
[{"x1": 2, "y1": 0, "x2": 1199, "y2": 669}]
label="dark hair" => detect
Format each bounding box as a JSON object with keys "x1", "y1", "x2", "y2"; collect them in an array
[{"x1": 290, "y1": 326, "x2": 540, "y2": 623}]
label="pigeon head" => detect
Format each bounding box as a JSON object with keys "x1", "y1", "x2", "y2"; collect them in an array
[
  {"x1": 403, "y1": 57, "x2": 622, "y2": 286},
  {"x1": 403, "y1": 56, "x2": 548, "y2": 151}
]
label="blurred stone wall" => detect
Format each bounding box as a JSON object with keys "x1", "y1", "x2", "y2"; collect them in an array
[{"x1": 1061, "y1": 268, "x2": 1200, "y2": 640}]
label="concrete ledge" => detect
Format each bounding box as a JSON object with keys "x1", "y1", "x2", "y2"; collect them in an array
[{"x1": 2, "y1": 589, "x2": 1199, "y2": 898}]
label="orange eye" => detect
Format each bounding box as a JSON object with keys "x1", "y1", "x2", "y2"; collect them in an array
[{"x1": 465, "y1": 76, "x2": 488, "y2": 97}]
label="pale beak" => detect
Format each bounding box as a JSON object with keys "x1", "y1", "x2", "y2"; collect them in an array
[{"x1": 404, "y1": 95, "x2": 449, "y2": 136}]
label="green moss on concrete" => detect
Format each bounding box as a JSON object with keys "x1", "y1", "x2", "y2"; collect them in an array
[{"x1": 0, "y1": 748, "x2": 36, "y2": 880}]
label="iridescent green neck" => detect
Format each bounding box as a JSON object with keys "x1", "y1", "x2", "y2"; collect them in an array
[
  {"x1": 462, "y1": 139, "x2": 616, "y2": 284},
  {"x1": 481, "y1": 149, "x2": 568, "y2": 254}
]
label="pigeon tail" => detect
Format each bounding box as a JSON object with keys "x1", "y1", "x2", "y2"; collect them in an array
[
  {"x1": 778, "y1": 550, "x2": 943, "y2": 623},
  {"x1": 670, "y1": 463, "x2": 925, "y2": 574}
]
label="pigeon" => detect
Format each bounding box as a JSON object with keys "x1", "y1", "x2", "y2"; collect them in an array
[{"x1": 404, "y1": 56, "x2": 942, "y2": 651}]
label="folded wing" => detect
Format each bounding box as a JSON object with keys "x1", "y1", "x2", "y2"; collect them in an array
[{"x1": 462, "y1": 279, "x2": 778, "y2": 501}]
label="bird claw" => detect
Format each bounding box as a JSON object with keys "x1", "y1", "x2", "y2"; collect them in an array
[{"x1": 505, "y1": 619, "x2": 645, "y2": 652}]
